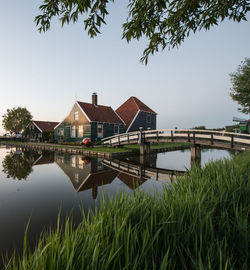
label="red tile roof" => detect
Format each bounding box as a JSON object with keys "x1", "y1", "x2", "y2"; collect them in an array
[
  {"x1": 33, "y1": 121, "x2": 59, "y2": 132},
  {"x1": 115, "y1": 96, "x2": 156, "y2": 128},
  {"x1": 77, "y1": 101, "x2": 124, "y2": 124}
]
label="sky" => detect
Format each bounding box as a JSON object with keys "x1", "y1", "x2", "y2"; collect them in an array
[{"x1": 0, "y1": 1, "x2": 249, "y2": 135}]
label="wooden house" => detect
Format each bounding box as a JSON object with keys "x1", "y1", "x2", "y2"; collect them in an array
[
  {"x1": 24, "y1": 120, "x2": 59, "y2": 142},
  {"x1": 54, "y1": 93, "x2": 126, "y2": 142},
  {"x1": 116, "y1": 96, "x2": 157, "y2": 132}
]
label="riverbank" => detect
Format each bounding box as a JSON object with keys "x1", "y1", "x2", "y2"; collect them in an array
[
  {"x1": 0, "y1": 141, "x2": 190, "y2": 158},
  {"x1": 4, "y1": 151, "x2": 249, "y2": 269}
]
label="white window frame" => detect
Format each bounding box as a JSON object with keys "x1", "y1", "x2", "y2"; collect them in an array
[
  {"x1": 71, "y1": 125, "x2": 76, "y2": 138},
  {"x1": 71, "y1": 156, "x2": 76, "y2": 168},
  {"x1": 74, "y1": 111, "x2": 78, "y2": 121},
  {"x1": 57, "y1": 128, "x2": 64, "y2": 136},
  {"x1": 97, "y1": 124, "x2": 103, "y2": 138},
  {"x1": 78, "y1": 125, "x2": 83, "y2": 137}
]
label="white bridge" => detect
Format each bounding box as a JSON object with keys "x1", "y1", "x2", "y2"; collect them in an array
[{"x1": 101, "y1": 129, "x2": 250, "y2": 158}]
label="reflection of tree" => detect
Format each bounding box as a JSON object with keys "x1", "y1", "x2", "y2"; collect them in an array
[{"x1": 2, "y1": 151, "x2": 33, "y2": 180}]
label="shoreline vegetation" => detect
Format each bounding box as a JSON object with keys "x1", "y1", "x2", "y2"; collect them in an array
[
  {"x1": 0, "y1": 141, "x2": 190, "y2": 156},
  {"x1": 4, "y1": 151, "x2": 249, "y2": 269}
]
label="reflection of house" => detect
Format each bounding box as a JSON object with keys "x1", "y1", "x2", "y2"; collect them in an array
[
  {"x1": 25, "y1": 121, "x2": 59, "y2": 142},
  {"x1": 117, "y1": 173, "x2": 147, "y2": 190},
  {"x1": 55, "y1": 153, "x2": 118, "y2": 199},
  {"x1": 54, "y1": 93, "x2": 126, "y2": 143},
  {"x1": 116, "y1": 96, "x2": 157, "y2": 132},
  {"x1": 78, "y1": 170, "x2": 119, "y2": 198},
  {"x1": 33, "y1": 152, "x2": 55, "y2": 166}
]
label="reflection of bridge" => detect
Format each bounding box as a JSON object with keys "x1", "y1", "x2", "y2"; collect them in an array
[
  {"x1": 102, "y1": 129, "x2": 250, "y2": 163},
  {"x1": 102, "y1": 159, "x2": 185, "y2": 183}
]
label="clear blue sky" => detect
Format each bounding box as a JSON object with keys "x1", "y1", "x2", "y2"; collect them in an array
[{"x1": 0, "y1": 1, "x2": 249, "y2": 135}]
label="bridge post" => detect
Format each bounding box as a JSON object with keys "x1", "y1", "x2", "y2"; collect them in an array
[
  {"x1": 188, "y1": 130, "x2": 190, "y2": 142},
  {"x1": 145, "y1": 143, "x2": 151, "y2": 155},
  {"x1": 231, "y1": 135, "x2": 234, "y2": 148},
  {"x1": 190, "y1": 144, "x2": 201, "y2": 168},
  {"x1": 211, "y1": 134, "x2": 214, "y2": 145},
  {"x1": 171, "y1": 130, "x2": 174, "y2": 141},
  {"x1": 139, "y1": 127, "x2": 145, "y2": 156},
  {"x1": 140, "y1": 144, "x2": 145, "y2": 156}
]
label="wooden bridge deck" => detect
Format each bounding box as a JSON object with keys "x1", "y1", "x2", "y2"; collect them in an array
[{"x1": 102, "y1": 129, "x2": 250, "y2": 151}]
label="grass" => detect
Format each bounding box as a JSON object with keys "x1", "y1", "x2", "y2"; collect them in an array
[
  {"x1": 0, "y1": 141, "x2": 188, "y2": 153},
  {"x1": 4, "y1": 151, "x2": 249, "y2": 269},
  {"x1": 124, "y1": 142, "x2": 190, "y2": 151}
]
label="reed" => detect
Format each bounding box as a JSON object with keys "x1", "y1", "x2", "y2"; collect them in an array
[{"x1": 5, "y1": 151, "x2": 249, "y2": 270}]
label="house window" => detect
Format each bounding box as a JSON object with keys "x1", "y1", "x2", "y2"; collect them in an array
[
  {"x1": 71, "y1": 156, "x2": 76, "y2": 168},
  {"x1": 114, "y1": 125, "x2": 119, "y2": 135},
  {"x1": 57, "y1": 128, "x2": 64, "y2": 136},
  {"x1": 78, "y1": 125, "x2": 83, "y2": 137},
  {"x1": 71, "y1": 126, "x2": 76, "y2": 138},
  {"x1": 78, "y1": 158, "x2": 84, "y2": 169},
  {"x1": 147, "y1": 114, "x2": 151, "y2": 123},
  {"x1": 74, "y1": 111, "x2": 78, "y2": 121},
  {"x1": 97, "y1": 124, "x2": 103, "y2": 138}
]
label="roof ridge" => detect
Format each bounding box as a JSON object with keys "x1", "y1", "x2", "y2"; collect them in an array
[
  {"x1": 33, "y1": 120, "x2": 59, "y2": 123},
  {"x1": 131, "y1": 96, "x2": 140, "y2": 111},
  {"x1": 77, "y1": 100, "x2": 110, "y2": 108}
]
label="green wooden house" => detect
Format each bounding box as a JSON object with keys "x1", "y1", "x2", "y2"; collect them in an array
[{"x1": 54, "y1": 93, "x2": 125, "y2": 142}]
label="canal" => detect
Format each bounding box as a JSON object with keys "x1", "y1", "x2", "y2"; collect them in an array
[{"x1": 0, "y1": 145, "x2": 234, "y2": 266}]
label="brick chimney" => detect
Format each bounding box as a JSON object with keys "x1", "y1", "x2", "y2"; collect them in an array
[{"x1": 92, "y1": 92, "x2": 97, "y2": 106}]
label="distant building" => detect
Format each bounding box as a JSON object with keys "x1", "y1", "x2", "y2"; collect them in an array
[
  {"x1": 25, "y1": 120, "x2": 59, "y2": 142},
  {"x1": 233, "y1": 117, "x2": 250, "y2": 134},
  {"x1": 54, "y1": 93, "x2": 126, "y2": 142},
  {"x1": 116, "y1": 96, "x2": 157, "y2": 132}
]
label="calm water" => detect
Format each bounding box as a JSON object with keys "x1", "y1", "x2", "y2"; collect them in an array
[{"x1": 0, "y1": 146, "x2": 233, "y2": 265}]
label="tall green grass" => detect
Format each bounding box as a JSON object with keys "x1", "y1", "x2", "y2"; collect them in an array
[{"x1": 5, "y1": 152, "x2": 249, "y2": 269}]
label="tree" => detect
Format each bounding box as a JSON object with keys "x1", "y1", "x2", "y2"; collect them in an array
[
  {"x1": 35, "y1": 0, "x2": 250, "y2": 64},
  {"x1": 2, "y1": 151, "x2": 33, "y2": 180},
  {"x1": 2, "y1": 107, "x2": 32, "y2": 135},
  {"x1": 230, "y1": 58, "x2": 250, "y2": 114}
]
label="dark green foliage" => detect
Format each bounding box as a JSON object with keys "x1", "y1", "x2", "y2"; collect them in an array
[
  {"x1": 230, "y1": 58, "x2": 250, "y2": 114},
  {"x1": 2, "y1": 151, "x2": 33, "y2": 180},
  {"x1": 35, "y1": 0, "x2": 250, "y2": 64},
  {"x1": 42, "y1": 131, "x2": 55, "y2": 143},
  {"x1": 5, "y1": 151, "x2": 249, "y2": 269},
  {"x1": 2, "y1": 107, "x2": 32, "y2": 135},
  {"x1": 225, "y1": 124, "x2": 240, "y2": 132},
  {"x1": 49, "y1": 132, "x2": 55, "y2": 143},
  {"x1": 192, "y1": 125, "x2": 206, "y2": 130}
]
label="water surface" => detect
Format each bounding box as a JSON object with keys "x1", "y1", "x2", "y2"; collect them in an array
[{"x1": 0, "y1": 146, "x2": 233, "y2": 265}]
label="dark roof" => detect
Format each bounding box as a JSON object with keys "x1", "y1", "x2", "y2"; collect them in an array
[
  {"x1": 116, "y1": 96, "x2": 156, "y2": 128},
  {"x1": 33, "y1": 155, "x2": 55, "y2": 166},
  {"x1": 117, "y1": 172, "x2": 147, "y2": 190},
  {"x1": 33, "y1": 121, "x2": 59, "y2": 132},
  {"x1": 78, "y1": 170, "x2": 119, "y2": 192},
  {"x1": 77, "y1": 101, "x2": 124, "y2": 124}
]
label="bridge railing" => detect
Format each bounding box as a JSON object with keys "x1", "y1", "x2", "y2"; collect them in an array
[{"x1": 101, "y1": 129, "x2": 250, "y2": 148}]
